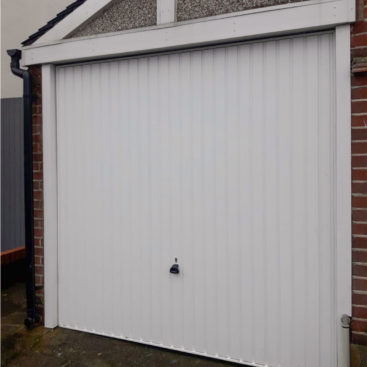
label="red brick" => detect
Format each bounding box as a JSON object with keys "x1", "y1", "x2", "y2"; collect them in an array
[
  {"x1": 353, "y1": 196, "x2": 367, "y2": 208},
  {"x1": 352, "y1": 115, "x2": 367, "y2": 127},
  {"x1": 354, "y1": 264, "x2": 367, "y2": 276},
  {"x1": 30, "y1": 66, "x2": 44, "y2": 323},
  {"x1": 352, "y1": 87, "x2": 367, "y2": 100},
  {"x1": 32, "y1": 125, "x2": 41, "y2": 134},
  {"x1": 353, "y1": 277, "x2": 367, "y2": 291},
  {"x1": 353, "y1": 141, "x2": 367, "y2": 154},
  {"x1": 32, "y1": 153, "x2": 43, "y2": 162},
  {"x1": 32, "y1": 143, "x2": 42, "y2": 154},
  {"x1": 353, "y1": 101, "x2": 367, "y2": 114},
  {"x1": 353, "y1": 250, "x2": 367, "y2": 263},
  {"x1": 354, "y1": 236, "x2": 367, "y2": 249},
  {"x1": 353, "y1": 292, "x2": 367, "y2": 304},
  {"x1": 351, "y1": 332, "x2": 367, "y2": 345},
  {"x1": 353, "y1": 169, "x2": 367, "y2": 180},
  {"x1": 352, "y1": 128, "x2": 367, "y2": 141},
  {"x1": 352, "y1": 21, "x2": 367, "y2": 34},
  {"x1": 32, "y1": 134, "x2": 41, "y2": 143},
  {"x1": 35, "y1": 266, "x2": 43, "y2": 275},
  {"x1": 33, "y1": 181, "x2": 42, "y2": 190},
  {"x1": 32, "y1": 94, "x2": 42, "y2": 105},
  {"x1": 352, "y1": 34, "x2": 367, "y2": 48},
  {"x1": 30, "y1": 66, "x2": 41, "y2": 78},
  {"x1": 352, "y1": 75, "x2": 367, "y2": 87},
  {"x1": 32, "y1": 115, "x2": 42, "y2": 125},
  {"x1": 35, "y1": 275, "x2": 43, "y2": 286},
  {"x1": 353, "y1": 182, "x2": 367, "y2": 193},
  {"x1": 352, "y1": 155, "x2": 367, "y2": 167},
  {"x1": 33, "y1": 172, "x2": 43, "y2": 180},
  {"x1": 33, "y1": 201, "x2": 43, "y2": 210},
  {"x1": 353, "y1": 209, "x2": 367, "y2": 221},
  {"x1": 33, "y1": 191, "x2": 43, "y2": 201},
  {"x1": 33, "y1": 162, "x2": 41, "y2": 172},
  {"x1": 353, "y1": 305, "x2": 367, "y2": 319},
  {"x1": 34, "y1": 247, "x2": 43, "y2": 256},
  {"x1": 33, "y1": 219, "x2": 43, "y2": 229},
  {"x1": 34, "y1": 238, "x2": 43, "y2": 247},
  {"x1": 352, "y1": 319, "x2": 367, "y2": 333},
  {"x1": 35, "y1": 256, "x2": 43, "y2": 265},
  {"x1": 351, "y1": 47, "x2": 367, "y2": 58},
  {"x1": 34, "y1": 228, "x2": 43, "y2": 237},
  {"x1": 353, "y1": 223, "x2": 367, "y2": 235},
  {"x1": 33, "y1": 209, "x2": 43, "y2": 219}
]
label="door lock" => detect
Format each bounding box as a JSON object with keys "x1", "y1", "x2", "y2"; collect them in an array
[{"x1": 170, "y1": 258, "x2": 180, "y2": 274}]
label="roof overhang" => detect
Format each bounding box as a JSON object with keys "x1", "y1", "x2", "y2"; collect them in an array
[
  {"x1": 21, "y1": 0, "x2": 355, "y2": 66},
  {"x1": 31, "y1": 0, "x2": 112, "y2": 46}
]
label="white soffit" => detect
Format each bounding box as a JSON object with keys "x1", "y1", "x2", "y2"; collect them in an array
[
  {"x1": 33, "y1": 0, "x2": 113, "y2": 45},
  {"x1": 22, "y1": 0, "x2": 355, "y2": 65}
]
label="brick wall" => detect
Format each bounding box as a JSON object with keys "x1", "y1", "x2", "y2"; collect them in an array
[
  {"x1": 351, "y1": 0, "x2": 367, "y2": 347},
  {"x1": 30, "y1": 65, "x2": 44, "y2": 321}
]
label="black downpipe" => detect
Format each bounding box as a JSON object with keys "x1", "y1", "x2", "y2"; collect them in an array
[{"x1": 7, "y1": 49, "x2": 38, "y2": 329}]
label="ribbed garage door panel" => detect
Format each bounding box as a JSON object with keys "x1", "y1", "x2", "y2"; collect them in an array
[{"x1": 56, "y1": 32, "x2": 336, "y2": 366}]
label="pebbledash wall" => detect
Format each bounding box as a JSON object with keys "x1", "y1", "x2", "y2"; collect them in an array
[{"x1": 29, "y1": 0, "x2": 367, "y2": 356}]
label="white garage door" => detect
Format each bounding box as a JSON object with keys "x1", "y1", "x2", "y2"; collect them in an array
[{"x1": 56, "y1": 32, "x2": 336, "y2": 366}]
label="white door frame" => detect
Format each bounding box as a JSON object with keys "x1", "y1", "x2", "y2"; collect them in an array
[{"x1": 42, "y1": 25, "x2": 351, "y2": 366}]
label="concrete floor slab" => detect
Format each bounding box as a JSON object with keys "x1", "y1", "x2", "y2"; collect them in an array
[{"x1": 2, "y1": 281, "x2": 240, "y2": 367}]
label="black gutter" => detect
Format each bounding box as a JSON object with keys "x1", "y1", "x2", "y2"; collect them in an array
[{"x1": 7, "y1": 49, "x2": 38, "y2": 329}]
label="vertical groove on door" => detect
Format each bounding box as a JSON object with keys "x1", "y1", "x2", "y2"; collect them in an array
[{"x1": 56, "y1": 33, "x2": 336, "y2": 367}]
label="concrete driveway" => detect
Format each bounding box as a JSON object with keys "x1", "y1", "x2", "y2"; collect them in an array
[{"x1": 2, "y1": 279, "x2": 240, "y2": 367}]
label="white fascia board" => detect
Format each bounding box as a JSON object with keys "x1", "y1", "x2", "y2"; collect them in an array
[
  {"x1": 22, "y1": 0, "x2": 355, "y2": 66},
  {"x1": 33, "y1": 0, "x2": 113, "y2": 45}
]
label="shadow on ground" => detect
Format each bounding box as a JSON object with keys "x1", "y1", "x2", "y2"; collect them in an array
[{"x1": 2, "y1": 263, "x2": 241, "y2": 367}]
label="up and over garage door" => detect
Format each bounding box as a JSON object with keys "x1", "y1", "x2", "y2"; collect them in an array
[{"x1": 56, "y1": 32, "x2": 337, "y2": 366}]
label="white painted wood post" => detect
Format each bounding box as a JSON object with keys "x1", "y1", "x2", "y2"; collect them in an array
[
  {"x1": 335, "y1": 24, "x2": 352, "y2": 367},
  {"x1": 157, "y1": 0, "x2": 176, "y2": 24},
  {"x1": 42, "y1": 64, "x2": 58, "y2": 328}
]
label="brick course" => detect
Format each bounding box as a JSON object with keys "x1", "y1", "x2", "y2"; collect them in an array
[
  {"x1": 30, "y1": 65, "x2": 44, "y2": 321},
  {"x1": 351, "y1": 0, "x2": 367, "y2": 346}
]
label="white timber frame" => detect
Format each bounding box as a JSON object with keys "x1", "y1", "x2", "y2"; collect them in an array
[
  {"x1": 157, "y1": 0, "x2": 176, "y2": 24},
  {"x1": 39, "y1": 1, "x2": 353, "y2": 365},
  {"x1": 42, "y1": 64, "x2": 58, "y2": 327},
  {"x1": 33, "y1": 0, "x2": 113, "y2": 45},
  {"x1": 36, "y1": 0, "x2": 178, "y2": 44},
  {"x1": 335, "y1": 24, "x2": 352, "y2": 367}
]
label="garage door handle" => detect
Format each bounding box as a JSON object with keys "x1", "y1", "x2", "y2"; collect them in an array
[{"x1": 170, "y1": 263, "x2": 180, "y2": 274}]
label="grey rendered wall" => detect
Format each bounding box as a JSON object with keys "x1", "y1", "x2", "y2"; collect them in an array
[{"x1": 1, "y1": 98, "x2": 25, "y2": 251}]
